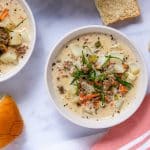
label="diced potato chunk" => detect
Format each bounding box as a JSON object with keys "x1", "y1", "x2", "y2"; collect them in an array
[
  {"x1": 114, "y1": 64, "x2": 125, "y2": 73},
  {"x1": 109, "y1": 52, "x2": 124, "y2": 60},
  {"x1": 109, "y1": 57, "x2": 122, "y2": 64},
  {"x1": 9, "y1": 32, "x2": 22, "y2": 46},
  {"x1": 20, "y1": 30, "x2": 30, "y2": 42},
  {"x1": 0, "y1": 17, "x2": 16, "y2": 30},
  {"x1": 70, "y1": 44, "x2": 82, "y2": 57},
  {"x1": 97, "y1": 55, "x2": 106, "y2": 66},
  {"x1": 127, "y1": 72, "x2": 136, "y2": 82},
  {"x1": 0, "y1": 48, "x2": 18, "y2": 64},
  {"x1": 115, "y1": 100, "x2": 124, "y2": 109},
  {"x1": 129, "y1": 63, "x2": 140, "y2": 75},
  {"x1": 69, "y1": 85, "x2": 76, "y2": 95},
  {"x1": 111, "y1": 43, "x2": 122, "y2": 50}
]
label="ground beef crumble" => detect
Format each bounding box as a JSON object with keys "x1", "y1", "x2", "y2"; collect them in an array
[
  {"x1": 57, "y1": 86, "x2": 65, "y2": 94},
  {"x1": 16, "y1": 45, "x2": 28, "y2": 57}
]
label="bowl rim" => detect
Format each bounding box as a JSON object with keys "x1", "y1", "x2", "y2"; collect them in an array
[
  {"x1": 0, "y1": 0, "x2": 36, "y2": 82},
  {"x1": 45, "y1": 25, "x2": 148, "y2": 128}
]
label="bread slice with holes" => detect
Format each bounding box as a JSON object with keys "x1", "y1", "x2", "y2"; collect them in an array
[{"x1": 95, "y1": 0, "x2": 140, "y2": 25}]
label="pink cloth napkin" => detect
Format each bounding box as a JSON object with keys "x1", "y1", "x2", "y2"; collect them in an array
[{"x1": 92, "y1": 95, "x2": 150, "y2": 150}]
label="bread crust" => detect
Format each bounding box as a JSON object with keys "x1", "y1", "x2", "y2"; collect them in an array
[
  {"x1": 0, "y1": 96, "x2": 23, "y2": 148},
  {"x1": 95, "y1": 0, "x2": 141, "y2": 25}
]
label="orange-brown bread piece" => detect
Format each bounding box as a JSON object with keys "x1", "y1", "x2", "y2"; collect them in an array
[{"x1": 0, "y1": 96, "x2": 23, "y2": 148}]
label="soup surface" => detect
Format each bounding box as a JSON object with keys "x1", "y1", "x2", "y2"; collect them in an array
[
  {"x1": 0, "y1": 0, "x2": 31, "y2": 74},
  {"x1": 51, "y1": 33, "x2": 140, "y2": 120}
]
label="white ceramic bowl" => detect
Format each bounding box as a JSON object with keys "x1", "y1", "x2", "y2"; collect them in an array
[
  {"x1": 45, "y1": 25, "x2": 148, "y2": 128},
  {"x1": 0, "y1": 0, "x2": 36, "y2": 82}
]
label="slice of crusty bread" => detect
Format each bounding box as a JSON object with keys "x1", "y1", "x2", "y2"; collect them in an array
[{"x1": 95, "y1": 0, "x2": 140, "y2": 25}]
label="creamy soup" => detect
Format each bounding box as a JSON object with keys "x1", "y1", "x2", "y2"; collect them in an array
[
  {"x1": 0, "y1": 0, "x2": 31, "y2": 74},
  {"x1": 51, "y1": 33, "x2": 140, "y2": 120}
]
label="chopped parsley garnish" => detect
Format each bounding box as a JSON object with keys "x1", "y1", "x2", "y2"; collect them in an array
[
  {"x1": 115, "y1": 75, "x2": 133, "y2": 89},
  {"x1": 69, "y1": 43, "x2": 137, "y2": 110}
]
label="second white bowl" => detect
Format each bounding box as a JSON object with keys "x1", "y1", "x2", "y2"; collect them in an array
[{"x1": 0, "y1": 0, "x2": 36, "y2": 82}]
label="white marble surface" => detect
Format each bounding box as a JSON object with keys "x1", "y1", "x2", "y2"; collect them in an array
[{"x1": 1, "y1": 0, "x2": 150, "y2": 150}]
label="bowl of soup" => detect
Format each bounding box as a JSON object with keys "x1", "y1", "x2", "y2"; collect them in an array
[
  {"x1": 45, "y1": 25, "x2": 148, "y2": 128},
  {"x1": 0, "y1": 0, "x2": 36, "y2": 81}
]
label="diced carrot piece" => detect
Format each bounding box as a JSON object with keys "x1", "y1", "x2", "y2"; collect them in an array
[
  {"x1": 79, "y1": 93, "x2": 100, "y2": 101},
  {"x1": 79, "y1": 93, "x2": 84, "y2": 98},
  {"x1": 105, "y1": 96, "x2": 111, "y2": 102},
  {"x1": 119, "y1": 84, "x2": 128, "y2": 94},
  {"x1": 93, "y1": 101, "x2": 100, "y2": 109},
  {"x1": 123, "y1": 64, "x2": 129, "y2": 70},
  {"x1": 0, "y1": 9, "x2": 9, "y2": 21}
]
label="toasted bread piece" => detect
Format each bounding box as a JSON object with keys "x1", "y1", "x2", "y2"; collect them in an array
[
  {"x1": 0, "y1": 96, "x2": 23, "y2": 148},
  {"x1": 95, "y1": 0, "x2": 140, "y2": 25}
]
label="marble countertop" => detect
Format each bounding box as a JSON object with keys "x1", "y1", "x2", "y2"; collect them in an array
[{"x1": 1, "y1": 0, "x2": 150, "y2": 150}]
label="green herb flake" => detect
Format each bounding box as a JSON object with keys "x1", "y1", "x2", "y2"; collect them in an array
[
  {"x1": 81, "y1": 51, "x2": 88, "y2": 65},
  {"x1": 97, "y1": 73, "x2": 106, "y2": 81},
  {"x1": 70, "y1": 65, "x2": 84, "y2": 84},
  {"x1": 100, "y1": 93, "x2": 105, "y2": 107},
  {"x1": 115, "y1": 75, "x2": 133, "y2": 89},
  {"x1": 101, "y1": 55, "x2": 122, "y2": 68},
  {"x1": 88, "y1": 70, "x2": 96, "y2": 81},
  {"x1": 93, "y1": 84, "x2": 103, "y2": 91},
  {"x1": 74, "y1": 81, "x2": 79, "y2": 95},
  {"x1": 105, "y1": 55, "x2": 122, "y2": 61},
  {"x1": 95, "y1": 41, "x2": 101, "y2": 48}
]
